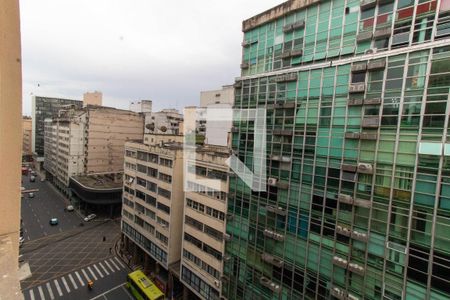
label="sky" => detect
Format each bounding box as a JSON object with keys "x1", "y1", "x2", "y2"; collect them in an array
[{"x1": 20, "y1": 0, "x2": 284, "y2": 116}]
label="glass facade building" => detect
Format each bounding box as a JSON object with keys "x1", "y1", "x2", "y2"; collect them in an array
[{"x1": 223, "y1": 0, "x2": 450, "y2": 299}]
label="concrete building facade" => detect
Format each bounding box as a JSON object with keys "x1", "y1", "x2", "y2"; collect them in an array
[
  {"x1": 31, "y1": 96, "x2": 82, "y2": 170},
  {"x1": 122, "y1": 134, "x2": 184, "y2": 295},
  {"x1": 200, "y1": 85, "x2": 234, "y2": 107},
  {"x1": 0, "y1": 0, "x2": 23, "y2": 298},
  {"x1": 130, "y1": 100, "x2": 153, "y2": 113},
  {"x1": 83, "y1": 91, "x2": 102, "y2": 107},
  {"x1": 180, "y1": 145, "x2": 230, "y2": 300},
  {"x1": 22, "y1": 117, "x2": 32, "y2": 161},
  {"x1": 145, "y1": 109, "x2": 183, "y2": 135},
  {"x1": 44, "y1": 106, "x2": 144, "y2": 197},
  {"x1": 222, "y1": 0, "x2": 450, "y2": 300}
]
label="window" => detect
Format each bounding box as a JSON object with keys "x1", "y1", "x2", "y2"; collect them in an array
[
  {"x1": 148, "y1": 153, "x2": 158, "y2": 163},
  {"x1": 158, "y1": 187, "x2": 171, "y2": 199},
  {"x1": 157, "y1": 202, "x2": 170, "y2": 214},
  {"x1": 204, "y1": 225, "x2": 223, "y2": 241},
  {"x1": 147, "y1": 167, "x2": 158, "y2": 177},
  {"x1": 160, "y1": 158, "x2": 173, "y2": 168},
  {"x1": 185, "y1": 216, "x2": 203, "y2": 231},
  {"x1": 137, "y1": 164, "x2": 147, "y2": 173},
  {"x1": 145, "y1": 208, "x2": 156, "y2": 220},
  {"x1": 156, "y1": 231, "x2": 168, "y2": 245},
  {"x1": 145, "y1": 194, "x2": 156, "y2": 207},
  {"x1": 147, "y1": 181, "x2": 157, "y2": 192},
  {"x1": 136, "y1": 177, "x2": 146, "y2": 187},
  {"x1": 159, "y1": 173, "x2": 172, "y2": 183},
  {"x1": 137, "y1": 151, "x2": 148, "y2": 161}
]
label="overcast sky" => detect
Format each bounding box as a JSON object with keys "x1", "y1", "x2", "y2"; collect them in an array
[{"x1": 20, "y1": 0, "x2": 284, "y2": 116}]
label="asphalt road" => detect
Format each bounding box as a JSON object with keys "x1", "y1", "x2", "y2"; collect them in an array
[
  {"x1": 21, "y1": 173, "x2": 83, "y2": 241},
  {"x1": 22, "y1": 255, "x2": 131, "y2": 300}
]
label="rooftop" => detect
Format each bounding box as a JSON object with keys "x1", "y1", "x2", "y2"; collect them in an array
[
  {"x1": 70, "y1": 173, "x2": 123, "y2": 191},
  {"x1": 242, "y1": 0, "x2": 320, "y2": 32}
]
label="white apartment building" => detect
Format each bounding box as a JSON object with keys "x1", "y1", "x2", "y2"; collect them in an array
[{"x1": 180, "y1": 145, "x2": 230, "y2": 300}]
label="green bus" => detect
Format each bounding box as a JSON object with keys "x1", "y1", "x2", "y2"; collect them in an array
[{"x1": 126, "y1": 270, "x2": 165, "y2": 300}]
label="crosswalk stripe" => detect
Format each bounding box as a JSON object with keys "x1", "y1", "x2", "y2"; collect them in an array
[
  {"x1": 93, "y1": 264, "x2": 104, "y2": 278},
  {"x1": 29, "y1": 289, "x2": 35, "y2": 300},
  {"x1": 68, "y1": 274, "x2": 78, "y2": 289},
  {"x1": 114, "y1": 257, "x2": 126, "y2": 269},
  {"x1": 61, "y1": 276, "x2": 71, "y2": 293},
  {"x1": 53, "y1": 280, "x2": 63, "y2": 297},
  {"x1": 81, "y1": 268, "x2": 90, "y2": 281},
  {"x1": 99, "y1": 262, "x2": 110, "y2": 276},
  {"x1": 46, "y1": 282, "x2": 55, "y2": 300},
  {"x1": 104, "y1": 259, "x2": 115, "y2": 273},
  {"x1": 37, "y1": 286, "x2": 45, "y2": 300},
  {"x1": 75, "y1": 271, "x2": 85, "y2": 286},
  {"x1": 109, "y1": 258, "x2": 120, "y2": 271},
  {"x1": 87, "y1": 266, "x2": 98, "y2": 280}
]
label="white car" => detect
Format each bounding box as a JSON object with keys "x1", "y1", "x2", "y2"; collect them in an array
[
  {"x1": 28, "y1": 193, "x2": 35, "y2": 198},
  {"x1": 84, "y1": 214, "x2": 96, "y2": 222},
  {"x1": 66, "y1": 205, "x2": 74, "y2": 212}
]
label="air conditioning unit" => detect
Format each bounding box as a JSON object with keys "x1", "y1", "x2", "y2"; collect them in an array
[
  {"x1": 365, "y1": 48, "x2": 377, "y2": 54},
  {"x1": 223, "y1": 233, "x2": 231, "y2": 241},
  {"x1": 358, "y1": 163, "x2": 374, "y2": 174},
  {"x1": 268, "y1": 177, "x2": 278, "y2": 186},
  {"x1": 338, "y1": 193, "x2": 354, "y2": 204},
  {"x1": 214, "y1": 280, "x2": 220, "y2": 287}
]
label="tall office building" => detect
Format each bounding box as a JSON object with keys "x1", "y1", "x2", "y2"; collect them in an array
[
  {"x1": 31, "y1": 96, "x2": 82, "y2": 170},
  {"x1": 222, "y1": 0, "x2": 450, "y2": 299}
]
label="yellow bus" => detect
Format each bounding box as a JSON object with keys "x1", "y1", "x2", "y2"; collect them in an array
[{"x1": 126, "y1": 270, "x2": 165, "y2": 300}]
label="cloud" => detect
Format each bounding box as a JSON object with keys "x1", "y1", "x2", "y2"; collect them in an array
[{"x1": 20, "y1": 0, "x2": 284, "y2": 115}]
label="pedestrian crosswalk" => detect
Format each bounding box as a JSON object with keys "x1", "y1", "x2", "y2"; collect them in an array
[{"x1": 23, "y1": 257, "x2": 128, "y2": 300}]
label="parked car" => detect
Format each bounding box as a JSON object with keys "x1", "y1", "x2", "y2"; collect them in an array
[
  {"x1": 49, "y1": 218, "x2": 59, "y2": 225},
  {"x1": 84, "y1": 214, "x2": 96, "y2": 222},
  {"x1": 31, "y1": 171, "x2": 37, "y2": 176},
  {"x1": 30, "y1": 176, "x2": 35, "y2": 182},
  {"x1": 28, "y1": 193, "x2": 34, "y2": 198},
  {"x1": 66, "y1": 205, "x2": 74, "y2": 212}
]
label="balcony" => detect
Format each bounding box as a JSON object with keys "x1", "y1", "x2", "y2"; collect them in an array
[
  {"x1": 261, "y1": 253, "x2": 284, "y2": 268},
  {"x1": 362, "y1": 116, "x2": 380, "y2": 128},
  {"x1": 374, "y1": 27, "x2": 392, "y2": 39},
  {"x1": 359, "y1": 132, "x2": 377, "y2": 140},
  {"x1": 348, "y1": 262, "x2": 365, "y2": 275},
  {"x1": 357, "y1": 163, "x2": 373, "y2": 174},
  {"x1": 290, "y1": 49, "x2": 303, "y2": 57},
  {"x1": 281, "y1": 50, "x2": 291, "y2": 58},
  {"x1": 360, "y1": 0, "x2": 376, "y2": 10},
  {"x1": 292, "y1": 20, "x2": 305, "y2": 30},
  {"x1": 356, "y1": 31, "x2": 373, "y2": 42},
  {"x1": 332, "y1": 256, "x2": 349, "y2": 268},
  {"x1": 353, "y1": 198, "x2": 372, "y2": 208},
  {"x1": 263, "y1": 229, "x2": 285, "y2": 241},
  {"x1": 273, "y1": 129, "x2": 293, "y2": 136},
  {"x1": 351, "y1": 230, "x2": 369, "y2": 242},
  {"x1": 341, "y1": 164, "x2": 357, "y2": 172},
  {"x1": 351, "y1": 63, "x2": 367, "y2": 73},
  {"x1": 259, "y1": 277, "x2": 281, "y2": 293},
  {"x1": 240, "y1": 62, "x2": 249, "y2": 69},
  {"x1": 266, "y1": 205, "x2": 287, "y2": 216},
  {"x1": 242, "y1": 40, "x2": 257, "y2": 47},
  {"x1": 367, "y1": 60, "x2": 386, "y2": 71},
  {"x1": 336, "y1": 225, "x2": 352, "y2": 237},
  {"x1": 349, "y1": 83, "x2": 366, "y2": 93},
  {"x1": 364, "y1": 97, "x2": 381, "y2": 105},
  {"x1": 282, "y1": 24, "x2": 294, "y2": 33},
  {"x1": 338, "y1": 193, "x2": 354, "y2": 204},
  {"x1": 348, "y1": 98, "x2": 363, "y2": 106},
  {"x1": 277, "y1": 181, "x2": 289, "y2": 189},
  {"x1": 275, "y1": 73, "x2": 298, "y2": 83},
  {"x1": 345, "y1": 132, "x2": 360, "y2": 139},
  {"x1": 331, "y1": 286, "x2": 347, "y2": 300}
]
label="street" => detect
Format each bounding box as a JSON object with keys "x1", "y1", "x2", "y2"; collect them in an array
[
  {"x1": 20, "y1": 171, "x2": 133, "y2": 300},
  {"x1": 21, "y1": 174, "x2": 82, "y2": 241}
]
